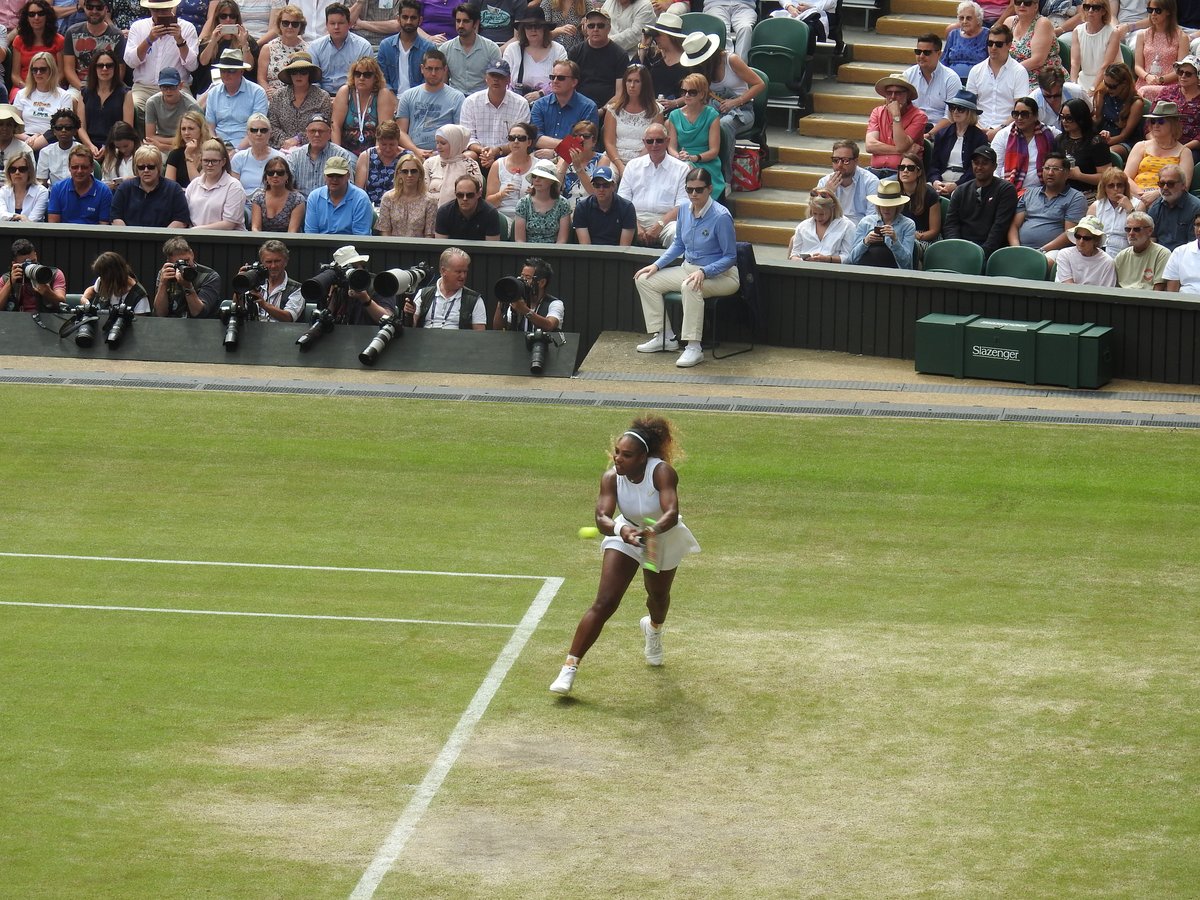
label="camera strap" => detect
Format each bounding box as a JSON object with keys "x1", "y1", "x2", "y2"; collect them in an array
[{"x1": 56, "y1": 310, "x2": 98, "y2": 341}]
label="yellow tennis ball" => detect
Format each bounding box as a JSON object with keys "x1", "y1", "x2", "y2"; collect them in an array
[{"x1": 578, "y1": 526, "x2": 600, "y2": 539}]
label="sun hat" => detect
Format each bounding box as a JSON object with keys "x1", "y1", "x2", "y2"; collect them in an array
[
  {"x1": 277, "y1": 51, "x2": 322, "y2": 85},
  {"x1": 333, "y1": 245, "x2": 368, "y2": 267},
  {"x1": 866, "y1": 180, "x2": 909, "y2": 207},
  {"x1": 212, "y1": 48, "x2": 251, "y2": 70},
  {"x1": 1073, "y1": 215, "x2": 1106, "y2": 246},
  {"x1": 526, "y1": 159, "x2": 561, "y2": 184},
  {"x1": 0, "y1": 103, "x2": 24, "y2": 126},
  {"x1": 1144, "y1": 100, "x2": 1180, "y2": 119},
  {"x1": 946, "y1": 88, "x2": 979, "y2": 112},
  {"x1": 645, "y1": 11, "x2": 685, "y2": 38},
  {"x1": 517, "y1": 6, "x2": 547, "y2": 24},
  {"x1": 324, "y1": 156, "x2": 350, "y2": 175},
  {"x1": 140, "y1": 0, "x2": 181, "y2": 9},
  {"x1": 1174, "y1": 54, "x2": 1200, "y2": 72},
  {"x1": 680, "y1": 30, "x2": 720, "y2": 67},
  {"x1": 875, "y1": 73, "x2": 917, "y2": 101}
]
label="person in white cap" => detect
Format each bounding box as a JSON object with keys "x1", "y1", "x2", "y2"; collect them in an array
[
  {"x1": 204, "y1": 48, "x2": 268, "y2": 148},
  {"x1": 867, "y1": 74, "x2": 928, "y2": 176},
  {"x1": 286, "y1": 243, "x2": 398, "y2": 325},
  {"x1": 124, "y1": 0, "x2": 199, "y2": 109},
  {"x1": 1055, "y1": 214, "x2": 1119, "y2": 284}
]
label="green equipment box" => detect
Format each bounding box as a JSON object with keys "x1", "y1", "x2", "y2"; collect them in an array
[{"x1": 915, "y1": 314, "x2": 1114, "y2": 389}]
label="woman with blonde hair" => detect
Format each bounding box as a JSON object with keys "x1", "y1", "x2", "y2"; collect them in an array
[
  {"x1": 1124, "y1": 100, "x2": 1193, "y2": 202},
  {"x1": 788, "y1": 188, "x2": 853, "y2": 263},
  {"x1": 10, "y1": 0, "x2": 63, "y2": 93},
  {"x1": 603, "y1": 64, "x2": 663, "y2": 177},
  {"x1": 1088, "y1": 167, "x2": 1142, "y2": 256},
  {"x1": 257, "y1": 4, "x2": 309, "y2": 97},
  {"x1": 377, "y1": 151, "x2": 437, "y2": 237},
  {"x1": 185, "y1": 138, "x2": 246, "y2": 230},
  {"x1": 667, "y1": 72, "x2": 724, "y2": 198},
  {"x1": 0, "y1": 152, "x2": 46, "y2": 221},
  {"x1": 1135, "y1": 0, "x2": 1189, "y2": 100},
  {"x1": 15, "y1": 52, "x2": 75, "y2": 150},
  {"x1": 424, "y1": 123, "x2": 483, "y2": 205},
  {"x1": 232, "y1": 111, "x2": 284, "y2": 191},
  {"x1": 81, "y1": 251, "x2": 149, "y2": 315},
  {"x1": 1068, "y1": 0, "x2": 1117, "y2": 96},
  {"x1": 165, "y1": 110, "x2": 214, "y2": 188},
  {"x1": 332, "y1": 56, "x2": 397, "y2": 156}
]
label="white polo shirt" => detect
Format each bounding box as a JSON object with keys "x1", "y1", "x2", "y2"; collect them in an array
[{"x1": 1163, "y1": 240, "x2": 1200, "y2": 293}]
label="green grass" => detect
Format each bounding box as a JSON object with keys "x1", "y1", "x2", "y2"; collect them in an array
[{"x1": 1, "y1": 385, "x2": 1197, "y2": 898}]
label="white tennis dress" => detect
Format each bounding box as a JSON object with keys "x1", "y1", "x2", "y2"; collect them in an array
[{"x1": 600, "y1": 457, "x2": 701, "y2": 570}]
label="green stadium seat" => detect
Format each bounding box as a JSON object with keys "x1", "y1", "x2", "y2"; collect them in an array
[
  {"x1": 748, "y1": 18, "x2": 811, "y2": 132},
  {"x1": 1057, "y1": 37, "x2": 1071, "y2": 72},
  {"x1": 680, "y1": 12, "x2": 726, "y2": 52},
  {"x1": 985, "y1": 245, "x2": 1052, "y2": 280},
  {"x1": 923, "y1": 238, "x2": 984, "y2": 275}
]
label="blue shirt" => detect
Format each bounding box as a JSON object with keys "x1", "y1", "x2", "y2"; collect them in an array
[
  {"x1": 303, "y1": 183, "x2": 374, "y2": 235},
  {"x1": 654, "y1": 198, "x2": 737, "y2": 279},
  {"x1": 378, "y1": 33, "x2": 436, "y2": 95},
  {"x1": 110, "y1": 177, "x2": 191, "y2": 227},
  {"x1": 205, "y1": 77, "x2": 269, "y2": 146},
  {"x1": 1149, "y1": 191, "x2": 1200, "y2": 251},
  {"x1": 845, "y1": 212, "x2": 917, "y2": 269},
  {"x1": 309, "y1": 32, "x2": 374, "y2": 93},
  {"x1": 47, "y1": 177, "x2": 112, "y2": 224},
  {"x1": 232, "y1": 146, "x2": 285, "y2": 192},
  {"x1": 396, "y1": 84, "x2": 466, "y2": 150},
  {"x1": 572, "y1": 192, "x2": 636, "y2": 245},
  {"x1": 530, "y1": 90, "x2": 599, "y2": 141}
]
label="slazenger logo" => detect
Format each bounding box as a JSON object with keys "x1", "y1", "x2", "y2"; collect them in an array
[{"x1": 972, "y1": 345, "x2": 1020, "y2": 361}]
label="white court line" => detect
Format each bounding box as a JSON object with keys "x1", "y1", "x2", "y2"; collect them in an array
[
  {"x1": 349, "y1": 576, "x2": 565, "y2": 900},
  {"x1": 0, "y1": 552, "x2": 546, "y2": 581},
  {"x1": 0, "y1": 601, "x2": 514, "y2": 630}
]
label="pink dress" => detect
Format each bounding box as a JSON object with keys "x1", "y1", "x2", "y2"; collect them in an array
[{"x1": 1138, "y1": 29, "x2": 1182, "y2": 100}]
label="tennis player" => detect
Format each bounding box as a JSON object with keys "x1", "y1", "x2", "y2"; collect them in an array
[{"x1": 550, "y1": 415, "x2": 700, "y2": 696}]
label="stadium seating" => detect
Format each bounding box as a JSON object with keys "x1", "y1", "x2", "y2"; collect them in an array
[
  {"x1": 680, "y1": 12, "x2": 727, "y2": 52},
  {"x1": 748, "y1": 18, "x2": 812, "y2": 131},
  {"x1": 923, "y1": 238, "x2": 984, "y2": 275},
  {"x1": 985, "y1": 245, "x2": 1052, "y2": 280}
]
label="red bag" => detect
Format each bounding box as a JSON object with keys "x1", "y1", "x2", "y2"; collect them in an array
[{"x1": 732, "y1": 146, "x2": 762, "y2": 192}]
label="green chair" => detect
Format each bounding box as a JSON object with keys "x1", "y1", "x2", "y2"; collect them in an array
[
  {"x1": 1121, "y1": 42, "x2": 1134, "y2": 69},
  {"x1": 737, "y1": 66, "x2": 770, "y2": 151},
  {"x1": 1110, "y1": 149, "x2": 1124, "y2": 167},
  {"x1": 938, "y1": 194, "x2": 950, "y2": 222},
  {"x1": 985, "y1": 245, "x2": 1052, "y2": 280},
  {"x1": 1057, "y1": 37, "x2": 1071, "y2": 72},
  {"x1": 680, "y1": 12, "x2": 726, "y2": 52},
  {"x1": 748, "y1": 18, "x2": 811, "y2": 131},
  {"x1": 923, "y1": 238, "x2": 984, "y2": 275},
  {"x1": 660, "y1": 243, "x2": 759, "y2": 358}
]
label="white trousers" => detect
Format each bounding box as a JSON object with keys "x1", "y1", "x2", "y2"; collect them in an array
[{"x1": 636, "y1": 262, "x2": 740, "y2": 343}]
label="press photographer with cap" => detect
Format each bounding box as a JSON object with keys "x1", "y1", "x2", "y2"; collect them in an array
[
  {"x1": 491, "y1": 256, "x2": 563, "y2": 332},
  {"x1": 289, "y1": 244, "x2": 397, "y2": 325},
  {"x1": 404, "y1": 246, "x2": 487, "y2": 330},
  {"x1": 303, "y1": 154, "x2": 372, "y2": 234},
  {"x1": 125, "y1": 0, "x2": 200, "y2": 109}
]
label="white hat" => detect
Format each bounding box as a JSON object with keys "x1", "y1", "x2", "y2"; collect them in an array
[
  {"x1": 680, "y1": 31, "x2": 720, "y2": 67},
  {"x1": 1073, "y1": 215, "x2": 1107, "y2": 247},
  {"x1": 333, "y1": 245, "x2": 369, "y2": 267},
  {"x1": 212, "y1": 48, "x2": 251, "y2": 70},
  {"x1": 526, "y1": 159, "x2": 561, "y2": 184},
  {"x1": 140, "y1": 0, "x2": 181, "y2": 9}
]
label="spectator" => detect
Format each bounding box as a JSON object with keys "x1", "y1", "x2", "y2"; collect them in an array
[
  {"x1": 531, "y1": 58, "x2": 598, "y2": 149},
  {"x1": 35, "y1": 108, "x2": 80, "y2": 185},
  {"x1": 618, "y1": 121, "x2": 688, "y2": 247},
  {"x1": 703, "y1": 0, "x2": 754, "y2": 59},
  {"x1": 0, "y1": 238, "x2": 66, "y2": 310},
  {"x1": 286, "y1": 111, "x2": 354, "y2": 193},
  {"x1": 249, "y1": 156, "x2": 306, "y2": 231},
  {"x1": 232, "y1": 111, "x2": 284, "y2": 190},
  {"x1": 308, "y1": 2, "x2": 370, "y2": 93},
  {"x1": 331, "y1": 55, "x2": 397, "y2": 155},
  {"x1": 633, "y1": 166, "x2": 737, "y2": 368},
  {"x1": 144, "y1": 66, "x2": 201, "y2": 153},
  {"x1": 867, "y1": 74, "x2": 928, "y2": 176},
  {"x1": 944, "y1": 1, "x2": 989, "y2": 79},
  {"x1": 165, "y1": 108, "x2": 212, "y2": 188},
  {"x1": 1114, "y1": 209, "x2": 1171, "y2": 287},
  {"x1": 769, "y1": 0, "x2": 836, "y2": 47},
  {"x1": 504, "y1": 7, "x2": 567, "y2": 103},
  {"x1": 460, "y1": 59, "x2": 532, "y2": 168},
  {"x1": 124, "y1": 0, "x2": 200, "y2": 109},
  {"x1": 817, "y1": 138, "x2": 881, "y2": 224},
  {"x1": 788, "y1": 188, "x2": 855, "y2": 263},
  {"x1": 418, "y1": 0, "x2": 458, "y2": 42},
  {"x1": 1160, "y1": 54, "x2": 1200, "y2": 150},
  {"x1": 931, "y1": 89, "x2": 989, "y2": 195},
  {"x1": 1094, "y1": 62, "x2": 1144, "y2": 161},
  {"x1": 98, "y1": 121, "x2": 138, "y2": 187},
  {"x1": 967, "y1": 24, "x2": 1030, "y2": 137},
  {"x1": 666, "y1": 72, "x2": 723, "y2": 198},
  {"x1": 0, "y1": 150, "x2": 45, "y2": 219},
  {"x1": 355, "y1": 119, "x2": 405, "y2": 204},
  {"x1": 477, "y1": 0, "x2": 526, "y2": 44},
  {"x1": 1134, "y1": 0, "x2": 1188, "y2": 100},
  {"x1": 993, "y1": 95, "x2": 1054, "y2": 195},
  {"x1": 944, "y1": 144, "x2": 1020, "y2": 258},
  {"x1": 377, "y1": 150, "x2": 437, "y2": 235},
  {"x1": 396, "y1": 49, "x2": 466, "y2": 157},
  {"x1": 638, "y1": 13, "x2": 687, "y2": 105},
  {"x1": 904, "y1": 33, "x2": 963, "y2": 131},
  {"x1": 603, "y1": 63, "x2": 664, "y2": 180},
  {"x1": 544, "y1": 0, "x2": 589, "y2": 54},
  {"x1": 1028, "y1": 67, "x2": 1083, "y2": 132},
  {"x1": 205, "y1": 47, "x2": 267, "y2": 148},
  {"x1": 81, "y1": 251, "x2": 149, "y2": 315},
  {"x1": 1009, "y1": 150, "x2": 1087, "y2": 259},
  {"x1": 846, "y1": 179, "x2": 917, "y2": 268},
  {"x1": 443, "y1": 2, "x2": 499, "y2": 95},
  {"x1": 351, "y1": 0, "x2": 410, "y2": 50},
  {"x1": 424, "y1": 121, "x2": 482, "y2": 205},
  {"x1": 1068, "y1": 0, "x2": 1117, "y2": 96},
  {"x1": 570, "y1": 8, "x2": 628, "y2": 109},
  {"x1": 602, "y1": 0, "x2": 654, "y2": 55},
  {"x1": 515, "y1": 157, "x2": 570, "y2": 242},
  {"x1": 1003, "y1": 0, "x2": 1065, "y2": 90},
  {"x1": 11, "y1": 1, "x2": 64, "y2": 93},
  {"x1": 152, "y1": 236, "x2": 222, "y2": 317},
  {"x1": 1055, "y1": 214, "x2": 1119, "y2": 282},
  {"x1": 573, "y1": 165, "x2": 635, "y2": 245},
  {"x1": 0, "y1": 104, "x2": 32, "y2": 186},
  {"x1": 63, "y1": 0, "x2": 124, "y2": 90},
  {"x1": 303, "y1": 153, "x2": 372, "y2": 233},
  {"x1": 492, "y1": 255, "x2": 563, "y2": 330},
  {"x1": 377, "y1": 0, "x2": 435, "y2": 97},
  {"x1": 1054, "y1": 98, "x2": 1112, "y2": 195},
  {"x1": 78, "y1": 48, "x2": 133, "y2": 156},
  {"x1": 1163, "y1": 209, "x2": 1200, "y2": 288},
  {"x1": 47, "y1": 144, "x2": 112, "y2": 223},
  {"x1": 185, "y1": 137, "x2": 246, "y2": 229},
  {"x1": 203, "y1": 0, "x2": 274, "y2": 42},
  {"x1": 241, "y1": 239, "x2": 303, "y2": 321},
  {"x1": 268, "y1": 51, "x2": 332, "y2": 150},
  {"x1": 256, "y1": 3, "x2": 308, "y2": 97},
  {"x1": 1088, "y1": 166, "x2": 1143, "y2": 254},
  {"x1": 484, "y1": 119, "x2": 535, "y2": 220},
  {"x1": 405, "y1": 245, "x2": 487, "y2": 330},
  {"x1": 690, "y1": 31, "x2": 765, "y2": 175},
  {"x1": 194, "y1": 0, "x2": 259, "y2": 97},
  {"x1": 557, "y1": 117, "x2": 609, "y2": 202},
  {"x1": 434, "y1": 172, "x2": 502, "y2": 239},
  {"x1": 15, "y1": 51, "x2": 76, "y2": 151},
  {"x1": 1126, "y1": 100, "x2": 1193, "y2": 203},
  {"x1": 111, "y1": 143, "x2": 191, "y2": 226},
  {"x1": 897, "y1": 153, "x2": 942, "y2": 259},
  {"x1": 1147, "y1": 162, "x2": 1200, "y2": 246}
]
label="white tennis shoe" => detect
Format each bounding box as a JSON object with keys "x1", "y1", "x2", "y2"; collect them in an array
[
  {"x1": 640, "y1": 615, "x2": 664, "y2": 666},
  {"x1": 675, "y1": 344, "x2": 703, "y2": 367},
  {"x1": 549, "y1": 665, "x2": 577, "y2": 695},
  {"x1": 637, "y1": 334, "x2": 679, "y2": 353}
]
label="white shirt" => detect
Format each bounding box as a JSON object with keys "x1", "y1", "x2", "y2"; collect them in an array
[
  {"x1": 0, "y1": 181, "x2": 47, "y2": 220},
  {"x1": 124, "y1": 16, "x2": 199, "y2": 86},
  {"x1": 257, "y1": 273, "x2": 303, "y2": 321},
  {"x1": 617, "y1": 152, "x2": 689, "y2": 217},
  {"x1": 966, "y1": 57, "x2": 1029, "y2": 130},
  {"x1": 789, "y1": 216, "x2": 855, "y2": 259},
  {"x1": 1163, "y1": 239, "x2": 1200, "y2": 293},
  {"x1": 1054, "y1": 246, "x2": 1117, "y2": 285},
  {"x1": 419, "y1": 279, "x2": 486, "y2": 327},
  {"x1": 902, "y1": 61, "x2": 962, "y2": 124},
  {"x1": 991, "y1": 124, "x2": 1044, "y2": 193}
]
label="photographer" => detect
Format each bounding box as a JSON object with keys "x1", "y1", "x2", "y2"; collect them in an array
[
  {"x1": 81, "y1": 252, "x2": 150, "y2": 314},
  {"x1": 405, "y1": 246, "x2": 486, "y2": 329},
  {"x1": 241, "y1": 240, "x2": 302, "y2": 322},
  {"x1": 0, "y1": 239, "x2": 67, "y2": 312},
  {"x1": 289, "y1": 244, "x2": 398, "y2": 325},
  {"x1": 152, "y1": 237, "x2": 223, "y2": 318},
  {"x1": 491, "y1": 256, "x2": 563, "y2": 332}
]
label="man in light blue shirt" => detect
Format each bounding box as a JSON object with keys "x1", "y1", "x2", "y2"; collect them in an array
[
  {"x1": 529, "y1": 59, "x2": 598, "y2": 150},
  {"x1": 204, "y1": 48, "x2": 268, "y2": 148},
  {"x1": 309, "y1": 2, "x2": 373, "y2": 93},
  {"x1": 902, "y1": 33, "x2": 963, "y2": 134},
  {"x1": 818, "y1": 139, "x2": 880, "y2": 225},
  {"x1": 286, "y1": 113, "x2": 356, "y2": 193},
  {"x1": 397, "y1": 49, "x2": 466, "y2": 155},
  {"x1": 304, "y1": 155, "x2": 374, "y2": 234},
  {"x1": 442, "y1": 2, "x2": 500, "y2": 94}
]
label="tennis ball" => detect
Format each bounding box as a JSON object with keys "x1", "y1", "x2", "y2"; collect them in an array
[{"x1": 578, "y1": 526, "x2": 600, "y2": 539}]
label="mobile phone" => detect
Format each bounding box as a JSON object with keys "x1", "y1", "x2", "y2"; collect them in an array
[
  {"x1": 160, "y1": 14, "x2": 177, "y2": 25},
  {"x1": 220, "y1": 23, "x2": 238, "y2": 34},
  {"x1": 873, "y1": 226, "x2": 883, "y2": 235}
]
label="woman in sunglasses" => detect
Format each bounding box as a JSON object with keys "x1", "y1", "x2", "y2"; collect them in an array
[
  {"x1": 1124, "y1": 99, "x2": 1192, "y2": 202},
  {"x1": 376, "y1": 151, "x2": 436, "y2": 237},
  {"x1": 993, "y1": 95, "x2": 1053, "y2": 195},
  {"x1": 1086, "y1": 166, "x2": 1142, "y2": 256},
  {"x1": 666, "y1": 73, "x2": 724, "y2": 200},
  {"x1": 485, "y1": 121, "x2": 536, "y2": 221},
  {"x1": 603, "y1": 64, "x2": 663, "y2": 180},
  {"x1": 558, "y1": 119, "x2": 610, "y2": 202},
  {"x1": 11, "y1": 1, "x2": 63, "y2": 96},
  {"x1": 332, "y1": 56, "x2": 396, "y2": 156},
  {"x1": 0, "y1": 152, "x2": 47, "y2": 221},
  {"x1": 78, "y1": 49, "x2": 133, "y2": 159},
  {"x1": 1158, "y1": 55, "x2": 1200, "y2": 149},
  {"x1": 1055, "y1": 96, "x2": 1112, "y2": 194},
  {"x1": 895, "y1": 153, "x2": 941, "y2": 261},
  {"x1": 1093, "y1": 63, "x2": 1143, "y2": 159},
  {"x1": 1134, "y1": 0, "x2": 1189, "y2": 100},
  {"x1": 232, "y1": 112, "x2": 285, "y2": 191},
  {"x1": 257, "y1": 5, "x2": 308, "y2": 98},
  {"x1": 249, "y1": 158, "x2": 305, "y2": 232},
  {"x1": 1068, "y1": 0, "x2": 1117, "y2": 96},
  {"x1": 14, "y1": 52, "x2": 75, "y2": 151},
  {"x1": 1002, "y1": 0, "x2": 1064, "y2": 90},
  {"x1": 196, "y1": 0, "x2": 259, "y2": 96}
]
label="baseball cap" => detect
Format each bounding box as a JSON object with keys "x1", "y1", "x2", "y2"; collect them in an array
[
  {"x1": 583, "y1": 7, "x2": 610, "y2": 17},
  {"x1": 591, "y1": 166, "x2": 615, "y2": 183},
  {"x1": 485, "y1": 60, "x2": 511, "y2": 78},
  {"x1": 157, "y1": 67, "x2": 181, "y2": 86},
  {"x1": 971, "y1": 145, "x2": 997, "y2": 164},
  {"x1": 324, "y1": 156, "x2": 350, "y2": 175},
  {"x1": 308, "y1": 112, "x2": 331, "y2": 126}
]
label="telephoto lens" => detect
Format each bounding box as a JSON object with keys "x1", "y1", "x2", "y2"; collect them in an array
[
  {"x1": 220, "y1": 299, "x2": 242, "y2": 351},
  {"x1": 232, "y1": 262, "x2": 269, "y2": 292},
  {"x1": 359, "y1": 316, "x2": 400, "y2": 365},
  {"x1": 104, "y1": 305, "x2": 133, "y2": 347}
]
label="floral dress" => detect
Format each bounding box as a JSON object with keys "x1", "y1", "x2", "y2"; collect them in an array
[
  {"x1": 1137, "y1": 28, "x2": 1182, "y2": 100},
  {"x1": 515, "y1": 194, "x2": 570, "y2": 242},
  {"x1": 1010, "y1": 15, "x2": 1065, "y2": 89},
  {"x1": 363, "y1": 147, "x2": 399, "y2": 204},
  {"x1": 249, "y1": 187, "x2": 305, "y2": 231},
  {"x1": 1157, "y1": 84, "x2": 1200, "y2": 144},
  {"x1": 265, "y1": 39, "x2": 309, "y2": 94},
  {"x1": 109, "y1": 0, "x2": 140, "y2": 31},
  {"x1": 562, "y1": 149, "x2": 602, "y2": 200},
  {"x1": 541, "y1": 0, "x2": 584, "y2": 54}
]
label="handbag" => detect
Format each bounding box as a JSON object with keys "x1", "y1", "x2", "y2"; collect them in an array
[{"x1": 732, "y1": 145, "x2": 762, "y2": 192}]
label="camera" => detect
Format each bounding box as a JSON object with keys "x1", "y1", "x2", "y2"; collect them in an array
[
  {"x1": 59, "y1": 302, "x2": 101, "y2": 348},
  {"x1": 165, "y1": 260, "x2": 198, "y2": 283},
  {"x1": 525, "y1": 328, "x2": 565, "y2": 375},
  {"x1": 103, "y1": 302, "x2": 134, "y2": 348},
  {"x1": 219, "y1": 298, "x2": 247, "y2": 351},
  {"x1": 295, "y1": 306, "x2": 334, "y2": 349},
  {"x1": 300, "y1": 261, "x2": 372, "y2": 303},
  {"x1": 373, "y1": 261, "x2": 430, "y2": 299},
  {"x1": 232, "y1": 261, "x2": 269, "y2": 292},
  {"x1": 18, "y1": 260, "x2": 54, "y2": 285},
  {"x1": 359, "y1": 313, "x2": 401, "y2": 365}
]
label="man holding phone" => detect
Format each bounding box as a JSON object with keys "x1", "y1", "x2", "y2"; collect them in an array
[{"x1": 124, "y1": 0, "x2": 199, "y2": 109}]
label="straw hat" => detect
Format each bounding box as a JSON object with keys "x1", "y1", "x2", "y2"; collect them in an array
[
  {"x1": 645, "y1": 12, "x2": 685, "y2": 38},
  {"x1": 140, "y1": 0, "x2": 180, "y2": 9},
  {"x1": 866, "y1": 180, "x2": 908, "y2": 207},
  {"x1": 277, "y1": 51, "x2": 322, "y2": 85},
  {"x1": 875, "y1": 74, "x2": 917, "y2": 101},
  {"x1": 680, "y1": 30, "x2": 720, "y2": 66},
  {"x1": 212, "y1": 48, "x2": 251, "y2": 70}
]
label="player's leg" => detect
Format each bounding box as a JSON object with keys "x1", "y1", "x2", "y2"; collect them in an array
[
  {"x1": 569, "y1": 548, "x2": 641, "y2": 659},
  {"x1": 640, "y1": 566, "x2": 678, "y2": 666}
]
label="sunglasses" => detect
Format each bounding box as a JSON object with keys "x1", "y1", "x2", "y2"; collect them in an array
[
  {"x1": 548, "y1": 73, "x2": 572, "y2": 81},
  {"x1": 280, "y1": 18, "x2": 302, "y2": 26},
  {"x1": 1014, "y1": 0, "x2": 1036, "y2": 6},
  {"x1": 897, "y1": 164, "x2": 920, "y2": 172},
  {"x1": 30, "y1": 67, "x2": 49, "y2": 75},
  {"x1": 218, "y1": 12, "x2": 237, "y2": 20},
  {"x1": 455, "y1": 191, "x2": 477, "y2": 199},
  {"x1": 94, "y1": 61, "x2": 114, "y2": 69},
  {"x1": 913, "y1": 48, "x2": 934, "y2": 56},
  {"x1": 354, "y1": 70, "x2": 374, "y2": 77},
  {"x1": 1012, "y1": 109, "x2": 1033, "y2": 118},
  {"x1": 507, "y1": 133, "x2": 529, "y2": 141},
  {"x1": 26, "y1": 9, "x2": 46, "y2": 16},
  {"x1": 1158, "y1": 179, "x2": 1179, "y2": 187},
  {"x1": 681, "y1": 88, "x2": 701, "y2": 96},
  {"x1": 8, "y1": 165, "x2": 28, "y2": 173},
  {"x1": 684, "y1": 184, "x2": 708, "y2": 194},
  {"x1": 52, "y1": 124, "x2": 75, "y2": 131},
  {"x1": 248, "y1": 126, "x2": 269, "y2": 133},
  {"x1": 136, "y1": 163, "x2": 158, "y2": 171},
  {"x1": 987, "y1": 39, "x2": 1008, "y2": 47},
  {"x1": 1074, "y1": 233, "x2": 1097, "y2": 240},
  {"x1": 1147, "y1": 5, "x2": 1164, "y2": 11},
  {"x1": 644, "y1": 137, "x2": 665, "y2": 144},
  {"x1": 1060, "y1": 114, "x2": 1074, "y2": 122},
  {"x1": 1124, "y1": 225, "x2": 1146, "y2": 232},
  {"x1": 574, "y1": 131, "x2": 595, "y2": 139},
  {"x1": 584, "y1": 21, "x2": 607, "y2": 28},
  {"x1": 398, "y1": 167, "x2": 421, "y2": 174},
  {"x1": 1082, "y1": 3, "x2": 1104, "y2": 8},
  {"x1": 265, "y1": 169, "x2": 287, "y2": 175},
  {"x1": 84, "y1": 3, "x2": 105, "y2": 8}
]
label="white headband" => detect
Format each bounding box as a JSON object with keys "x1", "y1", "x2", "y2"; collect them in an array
[{"x1": 622, "y1": 430, "x2": 648, "y2": 451}]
